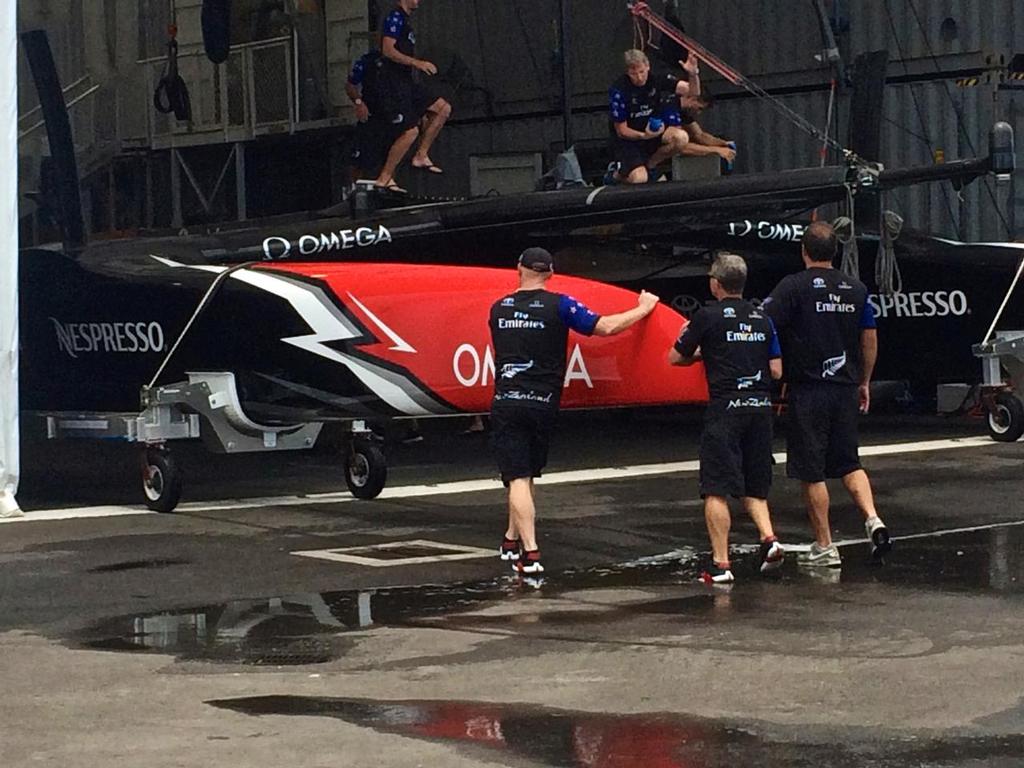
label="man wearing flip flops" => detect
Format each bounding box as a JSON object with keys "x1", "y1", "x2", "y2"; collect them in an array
[{"x1": 374, "y1": 0, "x2": 452, "y2": 192}]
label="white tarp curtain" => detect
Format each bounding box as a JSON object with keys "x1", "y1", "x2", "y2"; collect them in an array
[{"x1": 0, "y1": 1, "x2": 20, "y2": 516}]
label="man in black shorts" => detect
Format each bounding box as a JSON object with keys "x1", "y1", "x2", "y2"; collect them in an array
[
  {"x1": 669, "y1": 253, "x2": 785, "y2": 584},
  {"x1": 376, "y1": 0, "x2": 452, "y2": 190},
  {"x1": 490, "y1": 247, "x2": 659, "y2": 575},
  {"x1": 345, "y1": 49, "x2": 393, "y2": 180},
  {"x1": 608, "y1": 49, "x2": 691, "y2": 184},
  {"x1": 763, "y1": 221, "x2": 893, "y2": 567}
]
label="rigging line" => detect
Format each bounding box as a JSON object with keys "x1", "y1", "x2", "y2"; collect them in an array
[
  {"x1": 904, "y1": 0, "x2": 1012, "y2": 238},
  {"x1": 628, "y1": 2, "x2": 856, "y2": 162},
  {"x1": 881, "y1": 113, "x2": 933, "y2": 146},
  {"x1": 882, "y1": 0, "x2": 961, "y2": 238},
  {"x1": 509, "y1": 0, "x2": 545, "y2": 99}
]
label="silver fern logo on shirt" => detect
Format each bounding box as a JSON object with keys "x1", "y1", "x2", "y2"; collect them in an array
[{"x1": 822, "y1": 352, "x2": 848, "y2": 378}]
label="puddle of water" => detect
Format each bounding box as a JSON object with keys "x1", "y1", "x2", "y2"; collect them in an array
[
  {"x1": 75, "y1": 526, "x2": 1024, "y2": 665},
  {"x1": 207, "y1": 695, "x2": 1024, "y2": 768}
]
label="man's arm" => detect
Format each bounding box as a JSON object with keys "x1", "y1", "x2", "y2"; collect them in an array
[
  {"x1": 668, "y1": 346, "x2": 701, "y2": 366},
  {"x1": 593, "y1": 290, "x2": 659, "y2": 336},
  {"x1": 681, "y1": 57, "x2": 701, "y2": 96},
  {"x1": 859, "y1": 328, "x2": 878, "y2": 413},
  {"x1": 614, "y1": 121, "x2": 664, "y2": 141},
  {"x1": 381, "y1": 33, "x2": 436, "y2": 74},
  {"x1": 668, "y1": 312, "x2": 704, "y2": 366},
  {"x1": 345, "y1": 81, "x2": 369, "y2": 122},
  {"x1": 770, "y1": 358, "x2": 783, "y2": 380}
]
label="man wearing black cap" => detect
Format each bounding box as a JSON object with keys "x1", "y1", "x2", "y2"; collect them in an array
[
  {"x1": 669, "y1": 253, "x2": 784, "y2": 584},
  {"x1": 490, "y1": 247, "x2": 660, "y2": 576}
]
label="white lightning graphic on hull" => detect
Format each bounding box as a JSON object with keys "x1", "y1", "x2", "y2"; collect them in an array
[{"x1": 151, "y1": 257, "x2": 432, "y2": 415}]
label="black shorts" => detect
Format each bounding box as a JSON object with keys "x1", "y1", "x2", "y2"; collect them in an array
[
  {"x1": 490, "y1": 405, "x2": 558, "y2": 484},
  {"x1": 786, "y1": 384, "x2": 862, "y2": 482},
  {"x1": 699, "y1": 402, "x2": 774, "y2": 499},
  {"x1": 614, "y1": 137, "x2": 664, "y2": 174},
  {"x1": 350, "y1": 114, "x2": 408, "y2": 174},
  {"x1": 378, "y1": 72, "x2": 430, "y2": 131}
]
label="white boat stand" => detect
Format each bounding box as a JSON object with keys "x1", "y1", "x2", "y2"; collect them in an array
[
  {"x1": 39, "y1": 372, "x2": 388, "y2": 512},
  {"x1": 973, "y1": 331, "x2": 1024, "y2": 443}
]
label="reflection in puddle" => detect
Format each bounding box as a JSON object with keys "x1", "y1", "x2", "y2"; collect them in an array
[
  {"x1": 77, "y1": 526, "x2": 1024, "y2": 665},
  {"x1": 208, "y1": 695, "x2": 1024, "y2": 768}
]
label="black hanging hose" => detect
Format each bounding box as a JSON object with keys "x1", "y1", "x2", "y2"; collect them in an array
[{"x1": 153, "y1": 33, "x2": 192, "y2": 122}]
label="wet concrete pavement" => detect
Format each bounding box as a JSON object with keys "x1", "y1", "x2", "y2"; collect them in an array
[{"x1": 1, "y1": 410, "x2": 1023, "y2": 766}]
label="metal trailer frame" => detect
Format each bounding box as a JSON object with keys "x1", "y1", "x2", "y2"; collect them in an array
[
  {"x1": 973, "y1": 331, "x2": 1024, "y2": 442},
  {"x1": 38, "y1": 372, "x2": 387, "y2": 512}
]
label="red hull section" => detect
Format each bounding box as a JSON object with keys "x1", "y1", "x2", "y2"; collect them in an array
[{"x1": 263, "y1": 263, "x2": 709, "y2": 414}]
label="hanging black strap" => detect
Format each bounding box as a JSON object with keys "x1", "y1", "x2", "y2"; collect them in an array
[{"x1": 153, "y1": 37, "x2": 192, "y2": 122}]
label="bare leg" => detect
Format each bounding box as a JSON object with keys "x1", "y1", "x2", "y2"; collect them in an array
[
  {"x1": 742, "y1": 496, "x2": 775, "y2": 541},
  {"x1": 842, "y1": 469, "x2": 878, "y2": 520},
  {"x1": 704, "y1": 495, "x2": 732, "y2": 564},
  {"x1": 374, "y1": 126, "x2": 419, "y2": 187},
  {"x1": 647, "y1": 127, "x2": 689, "y2": 169},
  {"x1": 619, "y1": 165, "x2": 649, "y2": 184},
  {"x1": 412, "y1": 99, "x2": 451, "y2": 167},
  {"x1": 508, "y1": 478, "x2": 538, "y2": 551},
  {"x1": 803, "y1": 481, "x2": 832, "y2": 547}
]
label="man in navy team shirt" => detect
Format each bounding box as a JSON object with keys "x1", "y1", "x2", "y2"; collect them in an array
[
  {"x1": 490, "y1": 248, "x2": 659, "y2": 576},
  {"x1": 670, "y1": 253, "x2": 785, "y2": 584},
  {"x1": 608, "y1": 49, "x2": 693, "y2": 184},
  {"x1": 375, "y1": 0, "x2": 452, "y2": 191},
  {"x1": 763, "y1": 221, "x2": 893, "y2": 568}
]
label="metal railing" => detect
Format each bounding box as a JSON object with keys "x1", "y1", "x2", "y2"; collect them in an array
[{"x1": 132, "y1": 36, "x2": 296, "y2": 147}]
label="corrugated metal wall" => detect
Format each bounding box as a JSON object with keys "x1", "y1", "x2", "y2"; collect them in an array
[{"x1": 401, "y1": 0, "x2": 1021, "y2": 240}]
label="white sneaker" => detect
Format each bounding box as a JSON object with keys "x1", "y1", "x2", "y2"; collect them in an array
[
  {"x1": 865, "y1": 516, "x2": 892, "y2": 560},
  {"x1": 803, "y1": 542, "x2": 842, "y2": 568},
  {"x1": 0, "y1": 492, "x2": 23, "y2": 519}
]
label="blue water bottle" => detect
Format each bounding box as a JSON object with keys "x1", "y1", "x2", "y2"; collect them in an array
[
  {"x1": 721, "y1": 141, "x2": 737, "y2": 174},
  {"x1": 648, "y1": 116, "x2": 664, "y2": 133}
]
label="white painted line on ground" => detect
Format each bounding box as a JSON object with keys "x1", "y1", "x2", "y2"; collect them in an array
[
  {"x1": 9, "y1": 435, "x2": 1000, "y2": 520},
  {"x1": 292, "y1": 539, "x2": 495, "y2": 567},
  {"x1": 0, "y1": 506, "x2": 153, "y2": 523},
  {"x1": 783, "y1": 517, "x2": 1024, "y2": 553}
]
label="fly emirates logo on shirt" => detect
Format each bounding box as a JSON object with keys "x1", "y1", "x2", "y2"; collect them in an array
[
  {"x1": 816, "y1": 293, "x2": 857, "y2": 314},
  {"x1": 726, "y1": 323, "x2": 767, "y2": 343}
]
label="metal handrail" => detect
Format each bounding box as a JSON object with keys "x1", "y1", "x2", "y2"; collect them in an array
[
  {"x1": 136, "y1": 35, "x2": 292, "y2": 66},
  {"x1": 18, "y1": 73, "x2": 92, "y2": 125},
  {"x1": 18, "y1": 83, "x2": 102, "y2": 140}
]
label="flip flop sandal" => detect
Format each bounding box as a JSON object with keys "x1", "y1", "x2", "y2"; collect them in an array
[{"x1": 413, "y1": 162, "x2": 444, "y2": 174}]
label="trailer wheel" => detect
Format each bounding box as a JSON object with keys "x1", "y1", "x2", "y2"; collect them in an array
[
  {"x1": 345, "y1": 440, "x2": 387, "y2": 499},
  {"x1": 142, "y1": 448, "x2": 183, "y2": 512},
  {"x1": 988, "y1": 393, "x2": 1024, "y2": 443}
]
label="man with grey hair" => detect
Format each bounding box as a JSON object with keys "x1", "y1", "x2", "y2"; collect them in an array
[
  {"x1": 608, "y1": 48, "x2": 693, "y2": 184},
  {"x1": 669, "y1": 252, "x2": 784, "y2": 584}
]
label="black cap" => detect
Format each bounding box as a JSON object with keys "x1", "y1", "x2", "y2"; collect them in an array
[{"x1": 518, "y1": 247, "x2": 553, "y2": 273}]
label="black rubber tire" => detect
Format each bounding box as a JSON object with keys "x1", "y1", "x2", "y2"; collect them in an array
[
  {"x1": 142, "y1": 448, "x2": 183, "y2": 513},
  {"x1": 345, "y1": 441, "x2": 388, "y2": 500},
  {"x1": 988, "y1": 392, "x2": 1024, "y2": 443}
]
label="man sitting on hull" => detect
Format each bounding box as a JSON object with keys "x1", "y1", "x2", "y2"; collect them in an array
[{"x1": 608, "y1": 49, "x2": 693, "y2": 184}]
